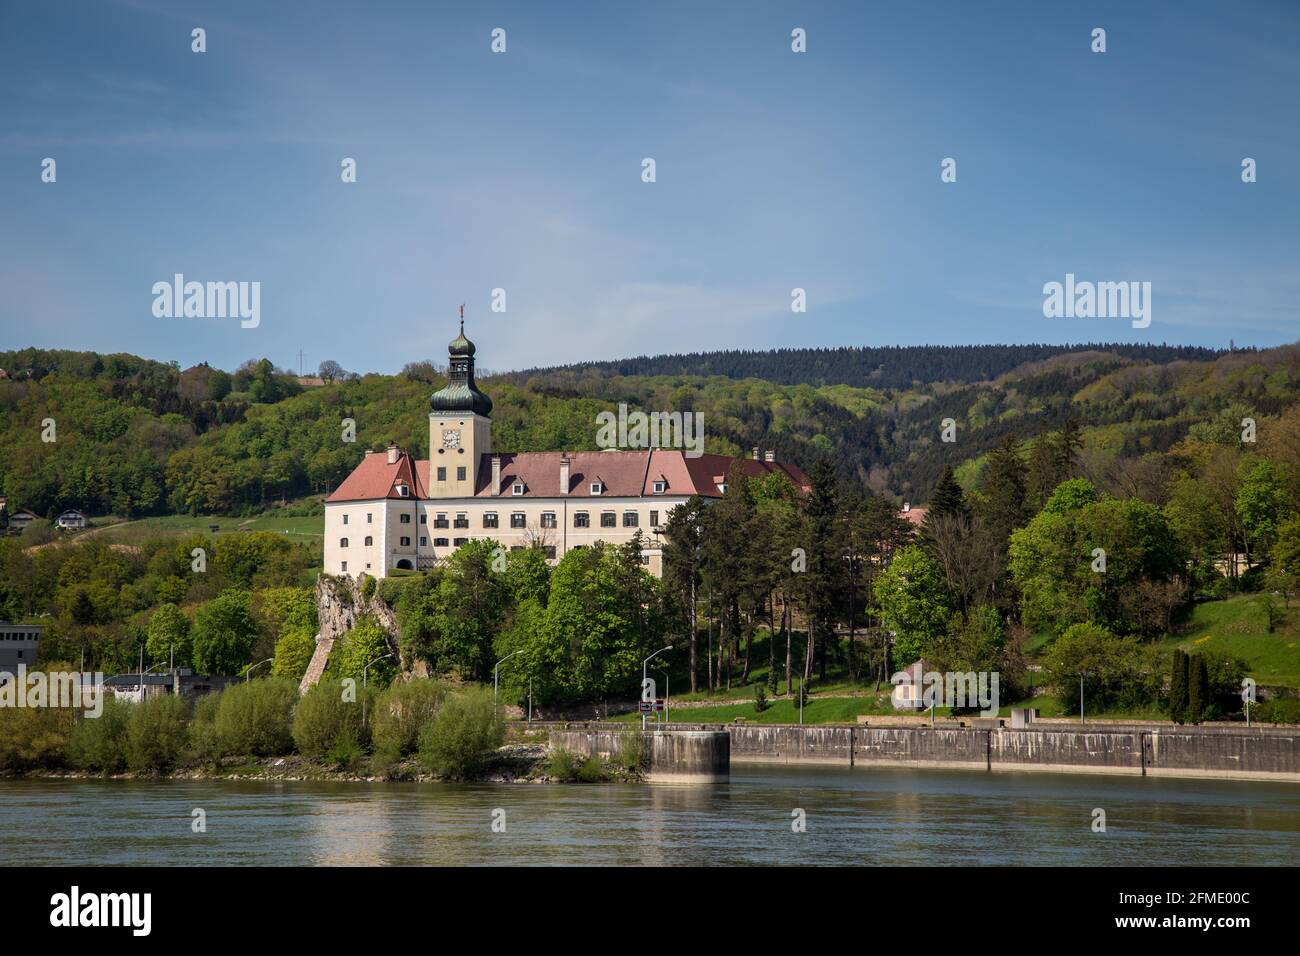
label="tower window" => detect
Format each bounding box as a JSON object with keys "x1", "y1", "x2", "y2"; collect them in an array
[
  {"x1": 400, "y1": 536, "x2": 410, "y2": 547},
  {"x1": 437, "y1": 467, "x2": 447, "y2": 482},
  {"x1": 400, "y1": 514, "x2": 411, "y2": 524},
  {"x1": 457, "y1": 466, "x2": 466, "y2": 481},
  {"x1": 340, "y1": 538, "x2": 349, "y2": 548},
  {"x1": 364, "y1": 536, "x2": 374, "y2": 546},
  {"x1": 342, "y1": 514, "x2": 349, "y2": 525}
]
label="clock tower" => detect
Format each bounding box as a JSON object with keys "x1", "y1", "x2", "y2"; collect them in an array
[{"x1": 428, "y1": 310, "x2": 493, "y2": 499}]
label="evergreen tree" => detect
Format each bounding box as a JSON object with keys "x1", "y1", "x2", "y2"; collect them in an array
[
  {"x1": 1187, "y1": 653, "x2": 1210, "y2": 723},
  {"x1": 1169, "y1": 650, "x2": 1189, "y2": 724},
  {"x1": 927, "y1": 466, "x2": 969, "y2": 524}
]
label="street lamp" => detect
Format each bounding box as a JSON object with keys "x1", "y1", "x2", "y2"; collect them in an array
[
  {"x1": 243, "y1": 658, "x2": 274, "y2": 682},
  {"x1": 642, "y1": 645, "x2": 672, "y2": 730},
  {"x1": 495, "y1": 650, "x2": 522, "y2": 707},
  {"x1": 362, "y1": 652, "x2": 394, "y2": 726}
]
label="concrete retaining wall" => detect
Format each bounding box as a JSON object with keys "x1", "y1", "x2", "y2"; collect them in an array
[{"x1": 549, "y1": 729, "x2": 729, "y2": 782}]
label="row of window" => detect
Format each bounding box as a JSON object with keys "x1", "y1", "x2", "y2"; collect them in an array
[
  {"x1": 339, "y1": 510, "x2": 662, "y2": 531},
  {"x1": 0, "y1": 631, "x2": 39, "y2": 642}
]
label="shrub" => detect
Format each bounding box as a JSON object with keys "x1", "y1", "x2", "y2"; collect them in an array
[
  {"x1": 616, "y1": 731, "x2": 648, "y2": 773},
  {"x1": 68, "y1": 697, "x2": 132, "y2": 773},
  {"x1": 187, "y1": 693, "x2": 223, "y2": 764},
  {"x1": 415, "y1": 686, "x2": 503, "y2": 779},
  {"x1": 371, "y1": 680, "x2": 449, "y2": 765},
  {"x1": 212, "y1": 678, "x2": 298, "y2": 756},
  {"x1": 1257, "y1": 697, "x2": 1300, "y2": 725},
  {"x1": 754, "y1": 686, "x2": 769, "y2": 713},
  {"x1": 292, "y1": 681, "x2": 368, "y2": 759},
  {"x1": 125, "y1": 695, "x2": 190, "y2": 773},
  {"x1": 547, "y1": 748, "x2": 605, "y2": 782},
  {"x1": 0, "y1": 704, "x2": 77, "y2": 772}
]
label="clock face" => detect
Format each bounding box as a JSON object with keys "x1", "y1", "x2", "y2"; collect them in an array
[{"x1": 442, "y1": 429, "x2": 461, "y2": 449}]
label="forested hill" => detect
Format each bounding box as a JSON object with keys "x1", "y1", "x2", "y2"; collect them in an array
[
  {"x1": 1, "y1": 342, "x2": 1296, "y2": 520},
  {"x1": 505, "y1": 343, "x2": 1229, "y2": 390}
]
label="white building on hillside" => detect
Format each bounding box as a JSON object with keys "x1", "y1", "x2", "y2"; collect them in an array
[{"x1": 322, "y1": 319, "x2": 809, "y2": 579}]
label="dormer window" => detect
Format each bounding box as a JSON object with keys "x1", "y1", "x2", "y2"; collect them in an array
[
  {"x1": 718, "y1": 483, "x2": 728, "y2": 494},
  {"x1": 590, "y1": 480, "x2": 603, "y2": 495},
  {"x1": 652, "y1": 480, "x2": 666, "y2": 495},
  {"x1": 396, "y1": 483, "x2": 409, "y2": 498},
  {"x1": 512, "y1": 482, "x2": 525, "y2": 496}
]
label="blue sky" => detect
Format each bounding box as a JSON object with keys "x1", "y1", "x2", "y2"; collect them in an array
[{"x1": 1, "y1": 0, "x2": 1296, "y2": 374}]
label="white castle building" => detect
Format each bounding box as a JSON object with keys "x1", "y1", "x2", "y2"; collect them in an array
[{"x1": 323, "y1": 321, "x2": 809, "y2": 579}]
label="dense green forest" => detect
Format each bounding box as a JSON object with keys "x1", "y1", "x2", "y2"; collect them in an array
[{"x1": 3, "y1": 343, "x2": 1297, "y2": 517}]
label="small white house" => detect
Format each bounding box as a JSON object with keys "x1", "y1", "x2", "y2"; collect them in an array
[{"x1": 56, "y1": 510, "x2": 88, "y2": 530}]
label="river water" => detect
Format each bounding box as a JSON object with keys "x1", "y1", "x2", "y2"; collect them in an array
[{"x1": 3, "y1": 764, "x2": 1298, "y2": 866}]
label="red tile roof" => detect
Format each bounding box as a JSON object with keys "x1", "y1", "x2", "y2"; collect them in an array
[{"x1": 327, "y1": 448, "x2": 810, "y2": 502}]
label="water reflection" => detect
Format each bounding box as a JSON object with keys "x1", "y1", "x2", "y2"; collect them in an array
[{"x1": 2, "y1": 764, "x2": 1298, "y2": 867}]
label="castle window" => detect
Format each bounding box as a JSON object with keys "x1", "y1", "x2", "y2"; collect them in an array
[
  {"x1": 400, "y1": 536, "x2": 410, "y2": 547},
  {"x1": 341, "y1": 561, "x2": 347, "y2": 572},
  {"x1": 367, "y1": 513, "x2": 373, "y2": 523},
  {"x1": 641, "y1": 555, "x2": 651, "y2": 566},
  {"x1": 574, "y1": 511, "x2": 590, "y2": 528},
  {"x1": 483, "y1": 513, "x2": 499, "y2": 529},
  {"x1": 435, "y1": 537, "x2": 449, "y2": 547},
  {"x1": 650, "y1": 510, "x2": 659, "y2": 527},
  {"x1": 420, "y1": 514, "x2": 427, "y2": 524},
  {"x1": 340, "y1": 538, "x2": 349, "y2": 548},
  {"x1": 600, "y1": 512, "x2": 616, "y2": 528},
  {"x1": 540, "y1": 512, "x2": 557, "y2": 529},
  {"x1": 420, "y1": 537, "x2": 427, "y2": 547},
  {"x1": 544, "y1": 546, "x2": 557, "y2": 559},
  {"x1": 590, "y1": 481, "x2": 603, "y2": 495},
  {"x1": 454, "y1": 513, "x2": 469, "y2": 529},
  {"x1": 400, "y1": 514, "x2": 411, "y2": 524},
  {"x1": 454, "y1": 537, "x2": 467, "y2": 547},
  {"x1": 623, "y1": 511, "x2": 639, "y2": 528},
  {"x1": 434, "y1": 514, "x2": 449, "y2": 529},
  {"x1": 364, "y1": 536, "x2": 374, "y2": 546},
  {"x1": 512, "y1": 482, "x2": 524, "y2": 496},
  {"x1": 437, "y1": 467, "x2": 447, "y2": 482},
  {"x1": 653, "y1": 480, "x2": 666, "y2": 494},
  {"x1": 511, "y1": 513, "x2": 526, "y2": 529},
  {"x1": 457, "y1": 466, "x2": 467, "y2": 481},
  {"x1": 397, "y1": 484, "x2": 410, "y2": 498},
  {"x1": 342, "y1": 514, "x2": 349, "y2": 525}
]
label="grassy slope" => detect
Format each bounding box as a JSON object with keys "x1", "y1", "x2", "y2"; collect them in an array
[{"x1": 1163, "y1": 595, "x2": 1300, "y2": 686}]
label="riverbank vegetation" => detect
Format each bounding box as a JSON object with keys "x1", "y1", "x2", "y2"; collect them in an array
[{"x1": 0, "y1": 674, "x2": 516, "y2": 780}]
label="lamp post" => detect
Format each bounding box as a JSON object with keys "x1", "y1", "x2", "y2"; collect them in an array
[
  {"x1": 243, "y1": 658, "x2": 274, "y2": 683},
  {"x1": 362, "y1": 652, "x2": 394, "y2": 726},
  {"x1": 494, "y1": 650, "x2": 522, "y2": 707},
  {"x1": 642, "y1": 645, "x2": 672, "y2": 730}
]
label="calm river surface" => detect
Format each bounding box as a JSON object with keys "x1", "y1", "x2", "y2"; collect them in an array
[{"x1": 3, "y1": 764, "x2": 1298, "y2": 866}]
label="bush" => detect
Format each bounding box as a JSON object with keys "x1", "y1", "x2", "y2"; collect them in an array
[
  {"x1": 292, "y1": 681, "x2": 368, "y2": 759},
  {"x1": 125, "y1": 695, "x2": 190, "y2": 773},
  {"x1": 68, "y1": 697, "x2": 132, "y2": 773},
  {"x1": 547, "y1": 748, "x2": 606, "y2": 782},
  {"x1": 0, "y1": 704, "x2": 77, "y2": 772},
  {"x1": 754, "y1": 686, "x2": 769, "y2": 713},
  {"x1": 616, "y1": 731, "x2": 648, "y2": 773},
  {"x1": 1257, "y1": 697, "x2": 1300, "y2": 725},
  {"x1": 415, "y1": 686, "x2": 503, "y2": 779},
  {"x1": 187, "y1": 693, "x2": 223, "y2": 764},
  {"x1": 371, "y1": 680, "x2": 449, "y2": 765},
  {"x1": 212, "y1": 678, "x2": 298, "y2": 757}
]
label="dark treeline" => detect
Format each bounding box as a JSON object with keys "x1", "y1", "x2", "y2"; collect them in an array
[{"x1": 506, "y1": 342, "x2": 1230, "y2": 390}]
